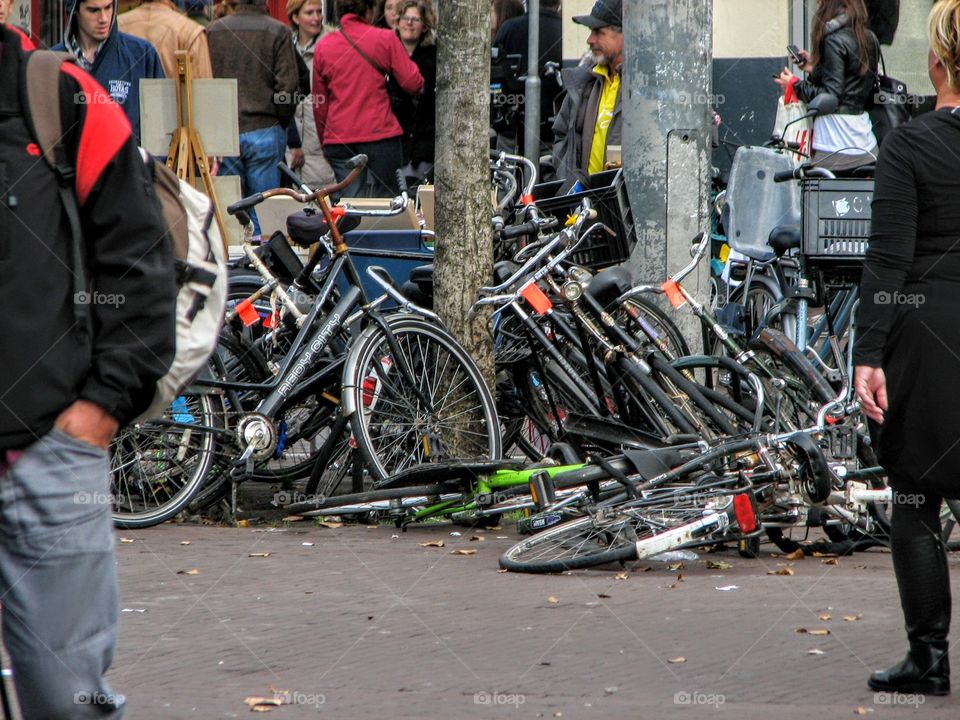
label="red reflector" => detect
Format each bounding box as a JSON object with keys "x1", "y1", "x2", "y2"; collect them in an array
[
  {"x1": 661, "y1": 279, "x2": 686, "y2": 309},
  {"x1": 520, "y1": 194, "x2": 535, "y2": 206},
  {"x1": 521, "y1": 282, "x2": 553, "y2": 315},
  {"x1": 236, "y1": 299, "x2": 260, "y2": 327},
  {"x1": 733, "y1": 494, "x2": 757, "y2": 534},
  {"x1": 262, "y1": 311, "x2": 279, "y2": 329},
  {"x1": 362, "y1": 376, "x2": 378, "y2": 407}
]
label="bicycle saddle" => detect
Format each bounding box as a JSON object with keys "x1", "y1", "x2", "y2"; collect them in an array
[
  {"x1": 767, "y1": 224, "x2": 801, "y2": 257},
  {"x1": 409, "y1": 263, "x2": 433, "y2": 286},
  {"x1": 586, "y1": 265, "x2": 632, "y2": 308},
  {"x1": 493, "y1": 260, "x2": 520, "y2": 285},
  {"x1": 286, "y1": 210, "x2": 361, "y2": 248}
]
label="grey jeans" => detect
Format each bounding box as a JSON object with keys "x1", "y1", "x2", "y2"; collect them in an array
[{"x1": 0, "y1": 428, "x2": 123, "y2": 718}]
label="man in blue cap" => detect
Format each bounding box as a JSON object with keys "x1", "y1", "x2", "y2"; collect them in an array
[{"x1": 551, "y1": 0, "x2": 623, "y2": 189}]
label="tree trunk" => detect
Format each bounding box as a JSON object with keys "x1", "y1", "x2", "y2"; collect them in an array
[{"x1": 434, "y1": 0, "x2": 495, "y2": 388}]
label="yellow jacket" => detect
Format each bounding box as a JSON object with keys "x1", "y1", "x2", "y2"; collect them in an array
[{"x1": 119, "y1": 0, "x2": 213, "y2": 79}]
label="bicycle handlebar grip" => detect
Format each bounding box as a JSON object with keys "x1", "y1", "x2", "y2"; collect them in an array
[
  {"x1": 500, "y1": 219, "x2": 541, "y2": 240},
  {"x1": 277, "y1": 161, "x2": 301, "y2": 187},
  {"x1": 346, "y1": 154, "x2": 368, "y2": 170},
  {"x1": 395, "y1": 169, "x2": 408, "y2": 197},
  {"x1": 227, "y1": 193, "x2": 264, "y2": 215},
  {"x1": 773, "y1": 169, "x2": 798, "y2": 183}
]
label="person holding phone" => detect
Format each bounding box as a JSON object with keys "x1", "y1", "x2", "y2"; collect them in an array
[{"x1": 773, "y1": 0, "x2": 880, "y2": 170}]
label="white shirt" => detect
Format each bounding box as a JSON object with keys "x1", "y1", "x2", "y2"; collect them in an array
[{"x1": 813, "y1": 112, "x2": 878, "y2": 155}]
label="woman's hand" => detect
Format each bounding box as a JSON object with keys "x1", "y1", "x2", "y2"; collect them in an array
[
  {"x1": 773, "y1": 68, "x2": 796, "y2": 89},
  {"x1": 796, "y1": 49, "x2": 813, "y2": 73},
  {"x1": 289, "y1": 148, "x2": 306, "y2": 171},
  {"x1": 854, "y1": 365, "x2": 888, "y2": 424}
]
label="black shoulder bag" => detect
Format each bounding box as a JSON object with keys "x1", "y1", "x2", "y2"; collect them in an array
[{"x1": 867, "y1": 47, "x2": 913, "y2": 144}]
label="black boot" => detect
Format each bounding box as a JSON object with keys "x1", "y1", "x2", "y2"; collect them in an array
[{"x1": 869, "y1": 532, "x2": 951, "y2": 695}]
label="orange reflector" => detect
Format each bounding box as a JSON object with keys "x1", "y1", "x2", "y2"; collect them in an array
[
  {"x1": 236, "y1": 299, "x2": 260, "y2": 327},
  {"x1": 520, "y1": 194, "x2": 536, "y2": 206},
  {"x1": 521, "y1": 282, "x2": 553, "y2": 315},
  {"x1": 262, "y1": 311, "x2": 279, "y2": 329},
  {"x1": 661, "y1": 279, "x2": 686, "y2": 309},
  {"x1": 733, "y1": 494, "x2": 757, "y2": 534}
]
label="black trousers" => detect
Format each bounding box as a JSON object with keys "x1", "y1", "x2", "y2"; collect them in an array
[{"x1": 323, "y1": 138, "x2": 403, "y2": 200}]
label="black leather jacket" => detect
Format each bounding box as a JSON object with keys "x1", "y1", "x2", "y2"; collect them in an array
[{"x1": 794, "y1": 24, "x2": 879, "y2": 114}]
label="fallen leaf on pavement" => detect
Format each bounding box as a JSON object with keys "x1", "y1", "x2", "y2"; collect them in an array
[
  {"x1": 796, "y1": 628, "x2": 830, "y2": 635},
  {"x1": 668, "y1": 562, "x2": 684, "y2": 571},
  {"x1": 819, "y1": 614, "x2": 832, "y2": 621},
  {"x1": 784, "y1": 549, "x2": 805, "y2": 561},
  {"x1": 843, "y1": 614, "x2": 862, "y2": 622},
  {"x1": 768, "y1": 567, "x2": 795, "y2": 576},
  {"x1": 418, "y1": 540, "x2": 445, "y2": 548},
  {"x1": 180, "y1": 541, "x2": 192, "y2": 545},
  {"x1": 706, "y1": 560, "x2": 733, "y2": 570},
  {"x1": 668, "y1": 656, "x2": 687, "y2": 664},
  {"x1": 237, "y1": 519, "x2": 250, "y2": 528},
  {"x1": 547, "y1": 596, "x2": 559, "y2": 604},
  {"x1": 248, "y1": 552, "x2": 271, "y2": 558},
  {"x1": 450, "y1": 549, "x2": 477, "y2": 556},
  {"x1": 808, "y1": 648, "x2": 825, "y2": 655},
  {"x1": 282, "y1": 516, "x2": 306, "y2": 523},
  {"x1": 177, "y1": 568, "x2": 200, "y2": 576},
  {"x1": 317, "y1": 521, "x2": 342, "y2": 529},
  {"x1": 614, "y1": 572, "x2": 628, "y2": 580},
  {"x1": 119, "y1": 538, "x2": 135, "y2": 544},
  {"x1": 853, "y1": 707, "x2": 873, "y2": 715},
  {"x1": 470, "y1": 536, "x2": 485, "y2": 542},
  {"x1": 821, "y1": 557, "x2": 839, "y2": 566},
  {"x1": 497, "y1": 569, "x2": 508, "y2": 573},
  {"x1": 812, "y1": 551, "x2": 838, "y2": 558}
]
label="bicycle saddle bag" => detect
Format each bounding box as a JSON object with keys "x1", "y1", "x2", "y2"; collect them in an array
[{"x1": 286, "y1": 209, "x2": 361, "y2": 248}]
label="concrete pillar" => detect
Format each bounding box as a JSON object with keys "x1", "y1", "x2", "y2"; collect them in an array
[{"x1": 623, "y1": 0, "x2": 713, "y2": 349}]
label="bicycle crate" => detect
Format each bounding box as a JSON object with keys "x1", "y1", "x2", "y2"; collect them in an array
[
  {"x1": 800, "y1": 178, "x2": 873, "y2": 265},
  {"x1": 531, "y1": 168, "x2": 636, "y2": 270}
]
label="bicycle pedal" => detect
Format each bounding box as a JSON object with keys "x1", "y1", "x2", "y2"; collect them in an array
[{"x1": 528, "y1": 470, "x2": 556, "y2": 511}]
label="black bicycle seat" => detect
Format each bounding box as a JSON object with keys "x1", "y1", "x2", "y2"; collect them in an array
[
  {"x1": 768, "y1": 225, "x2": 801, "y2": 256},
  {"x1": 586, "y1": 265, "x2": 632, "y2": 307},
  {"x1": 286, "y1": 210, "x2": 361, "y2": 248}
]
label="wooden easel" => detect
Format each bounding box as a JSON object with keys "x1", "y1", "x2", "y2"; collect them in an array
[{"x1": 165, "y1": 50, "x2": 229, "y2": 252}]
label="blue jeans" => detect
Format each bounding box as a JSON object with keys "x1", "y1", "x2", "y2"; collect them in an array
[
  {"x1": 0, "y1": 430, "x2": 123, "y2": 718},
  {"x1": 221, "y1": 124, "x2": 287, "y2": 234}
]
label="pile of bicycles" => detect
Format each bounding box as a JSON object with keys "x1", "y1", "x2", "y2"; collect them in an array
[{"x1": 106, "y1": 149, "x2": 931, "y2": 574}]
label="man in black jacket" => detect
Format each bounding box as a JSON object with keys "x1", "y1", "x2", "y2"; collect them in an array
[
  {"x1": 551, "y1": 0, "x2": 623, "y2": 189},
  {"x1": 0, "y1": 25, "x2": 176, "y2": 717},
  {"x1": 493, "y1": 0, "x2": 563, "y2": 149}
]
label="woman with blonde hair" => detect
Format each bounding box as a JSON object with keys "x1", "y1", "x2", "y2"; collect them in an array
[
  {"x1": 392, "y1": 0, "x2": 437, "y2": 183},
  {"x1": 286, "y1": 0, "x2": 335, "y2": 188},
  {"x1": 856, "y1": 0, "x2": 960, "y2": 696}
]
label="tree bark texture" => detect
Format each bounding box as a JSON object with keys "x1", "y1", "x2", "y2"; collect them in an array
[{"x1": 434, "y1": 0, "x2": 495, "y2": 388}]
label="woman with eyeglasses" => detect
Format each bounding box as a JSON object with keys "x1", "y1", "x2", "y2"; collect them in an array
[{"x1": 392, "y1": 0, "x2": 437, "y2": 184}]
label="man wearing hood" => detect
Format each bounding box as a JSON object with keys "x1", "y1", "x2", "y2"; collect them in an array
[{"x1": 54, "y1": 0, "x2": 166, "y2": 142}]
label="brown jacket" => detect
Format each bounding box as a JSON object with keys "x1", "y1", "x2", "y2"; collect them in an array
[
  {"x1": 207, "y1": 4, "x2": 299, "y2": 133},
  {"x1": 119, "y1": 0, "x2": 213, "y2": 79}
]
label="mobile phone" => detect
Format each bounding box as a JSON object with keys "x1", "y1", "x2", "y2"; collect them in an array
[{"x1": 787, "y1": 44, "x2": 805, "y2": 65}]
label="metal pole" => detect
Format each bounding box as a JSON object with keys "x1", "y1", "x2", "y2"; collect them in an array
[{"x1": 524, "y1": 0, "x2": 542, "y2": 165}]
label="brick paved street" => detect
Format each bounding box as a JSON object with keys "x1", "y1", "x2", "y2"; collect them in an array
[{"x1": 102, "y1": 519, "x2": 960, "y2": 719}]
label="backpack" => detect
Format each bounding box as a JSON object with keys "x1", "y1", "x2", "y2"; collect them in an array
[{"x1": 22, "y1": 51, "x2": 227, "y2": 423}]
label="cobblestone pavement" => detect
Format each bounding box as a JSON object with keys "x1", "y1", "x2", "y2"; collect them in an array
[{"x1": 106, "y1": 521, "x2": 960, "y2": 719}]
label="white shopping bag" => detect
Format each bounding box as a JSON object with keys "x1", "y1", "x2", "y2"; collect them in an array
[{"x1": 772, "y1": 93, "x2": 812, "y2": 163}]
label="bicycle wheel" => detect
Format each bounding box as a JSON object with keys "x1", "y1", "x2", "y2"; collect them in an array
[
  {"x1": 343, "y1": 316, "x2": 502, "y2": 480},
  {"x1": 620, "y1": 296, "x2": 690, "y2": 359},
  {"x1": 499, "y1": 499, "x2": 732, "y2": 574},
  {"x1": 111, "y1": 392, "x2": 222, "y2": 528}
]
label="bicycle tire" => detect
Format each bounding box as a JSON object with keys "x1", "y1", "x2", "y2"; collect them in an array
[
  {"x1": 620, "y1": 296, "x2": 691, "y2": 359},
  {"x1": 499, "y1": 499, "x2": 734, "y2": 574},
  {"x1": 343, "y1": 316, "x2": 502, "y2": 480},
  {"x1": 111, "y1": 392, "x2": 221, "y2": 528}
]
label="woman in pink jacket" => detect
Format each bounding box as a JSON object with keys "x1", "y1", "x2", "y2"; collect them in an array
[{"x1": 313, "y1": 0, "x2": 423, "y2": 197}]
